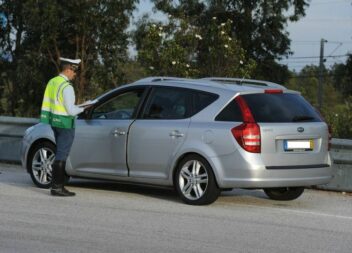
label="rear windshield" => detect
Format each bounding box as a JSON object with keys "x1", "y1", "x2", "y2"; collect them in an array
[{"x1": 242, "y1": 93, "x2": 322, "y2": 123}]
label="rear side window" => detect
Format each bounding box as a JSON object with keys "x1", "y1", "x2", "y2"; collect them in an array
[
  {"x1": 191, "y1": 91, "x2": 218, "y2": 116},
  {"x1": 243, "y1": 93, "x2": 322, "y2": 123},
  {"x1": 143, "y1": 87, "x2": 190, "y2": 119},
  {"x1": 215, "y1": 100, "x2": 243, "y2": 122},
  {"x1": 142, "y1": 87, "x2": 218, "y2": 120}
]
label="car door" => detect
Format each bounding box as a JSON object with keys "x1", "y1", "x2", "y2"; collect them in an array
[
  {"x1": 127, "y1": 86, "x2": 192, "y2": 179},
  {"x1": 68, "y1": 87, "x2": 146, "y2": 176}
]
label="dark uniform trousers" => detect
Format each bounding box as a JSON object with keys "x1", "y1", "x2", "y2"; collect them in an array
[{"x1": 51, "y1": 127, "x2": 76, "y2": 196}]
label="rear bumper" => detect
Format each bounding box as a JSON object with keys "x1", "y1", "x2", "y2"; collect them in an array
[
  {"x1": 218, "y1": 172, "x2": 332, "y2": 188},
  {"x1": 210, "y1": 152, "x2": 333, "y2": 189}
]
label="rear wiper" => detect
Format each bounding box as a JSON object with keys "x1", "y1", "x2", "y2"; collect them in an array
[{"x1": 292, "y1": 115, "x2": 315, "y2": 122}]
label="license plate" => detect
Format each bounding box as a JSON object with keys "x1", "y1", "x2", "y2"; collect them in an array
[{"x1": 284, "y1": 140, "x2": 314, "y2": 152}]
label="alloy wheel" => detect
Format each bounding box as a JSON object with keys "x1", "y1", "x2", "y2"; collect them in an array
[
  {"x1": 31, "y1": 147, "x2": 55, "y2": 186},
  {"x1": 178, "y1": 160, "x2": 209, "y2": 200}
]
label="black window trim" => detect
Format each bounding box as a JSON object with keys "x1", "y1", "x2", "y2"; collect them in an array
[
  {"x1": 214, "y1": 97, "x2": 243, "y2": 122},
  {"x1": 139, "y1": 85, "x2": 219, "y2": 120},
  {"x1": 140, "y1": 86, "x2": 192, "y2": 120},
  {"x1": 79, "y1": 85, "x2": 151, "y2": 120}
]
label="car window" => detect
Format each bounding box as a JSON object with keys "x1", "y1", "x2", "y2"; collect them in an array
[
  {"x1": 143, "y1": 87, "x2": 190, "y2": 119},
  {"x1": 243, "y1": 93, "x2": 322, "y2": 123},
  {"x1": 142, "y1": 87, "x2": 218, "y2": 120},
  {"x1": 215, "y1": 99, "x2": 243, "y2": 122},
  {"x1": 91, "y1": 89, "x2": 144, "y2": 120},
  {"x1": 191, "y1": 92, "x2": 218, "y2": 116}
]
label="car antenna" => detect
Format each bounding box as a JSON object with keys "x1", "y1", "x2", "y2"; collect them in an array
[{"x1": 239, "y1": 60, "x2": 248, "y2": 86}]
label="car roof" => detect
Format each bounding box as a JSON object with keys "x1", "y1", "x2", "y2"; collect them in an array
[
  {"x1": 98, "y1": 76, "x2": 288, "y2": 101},
  {"x1": 131, "y1": 76, "x2": 286, "y2": 92},
  {"x1": 200, "y1": 77, "x2": 286, "y2": 89}
]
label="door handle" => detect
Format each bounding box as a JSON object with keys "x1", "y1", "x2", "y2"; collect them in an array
[
  {"x1": 112, "y1": 129, "x2": 126, "y2": 137},
  {"x1": 169, "y1": 131, "x2": 184, "y2": 138}
]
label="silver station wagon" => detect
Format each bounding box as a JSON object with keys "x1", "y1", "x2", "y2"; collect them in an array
[{"x1": 21, "y1": 77, "x2": 332, "y2": 205}]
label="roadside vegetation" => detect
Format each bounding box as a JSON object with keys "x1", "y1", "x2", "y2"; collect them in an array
[{"x1": 0, "y1": 0, "x2": 351, "y2": 138}]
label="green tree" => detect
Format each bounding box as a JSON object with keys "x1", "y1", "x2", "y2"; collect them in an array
[
  {"x1": 135, "y1": 15, "x2": 255, "y2": 77},
  {"x1": 324, "y1": 97, "x2": 352, "y2": 139},
  {"x1": 135, "y1": 16, "x2": 202, "y2": 77},
  {"x1": 287, "y1": 65, "x2": 341, "y2": 110},
  {"x1": 152, "y1": 0, "x2": 310, "y2": 83},
  {"x1": 286, "y1": 65, "x2": 352, "y2": 138},
  {"x1": 0, "y1": 0, "x2": 138, "y2": 117},
  {"x1": 330, "y1": 54, "x2": 352, "y2": 98}
]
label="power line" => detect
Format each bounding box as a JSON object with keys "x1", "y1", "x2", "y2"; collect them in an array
[
  {"x1": 281, "y1": 57, "x2": 345, "y2": 62},
  {"x1": 327, "y1": 41, "x2": 352, "y2": 44},
  {"x1": 328, "y1": 43, "x2": 343, "y2": 56},
  {"x1": 284, "y1": 54, "x2": 350, "y2": 59},
  {"x1": 288, "y1": 73, "x2": 347, "y2": 79},
  {"x1": 291, "y1": 41, "x2": 352, "y2": 44},
  {"x1": 281, "y1": 59, "x2": 347, "y2": 64},
  {"x1": 310, "y1": 0, "x2": 351, "y2": 5},
  {"x1": 300, "y1": 18, "x2": 352, "y2": 23}
]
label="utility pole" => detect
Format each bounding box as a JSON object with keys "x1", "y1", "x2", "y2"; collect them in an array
[{"x1": 318, "y1": 38, "x2": 327, "y2": 111}]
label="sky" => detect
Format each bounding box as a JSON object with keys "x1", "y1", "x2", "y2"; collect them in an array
[{"x1": 134, "y1": 0, "x2": 352, "y2": 71}]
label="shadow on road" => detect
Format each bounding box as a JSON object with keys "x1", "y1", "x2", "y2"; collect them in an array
[
  {"x1": 68, "y1": 178, "x2": 180, "y2": 203},
  {"x1": 67, "y1": 178, "x2": 275, "y2": 205},
  {"x1": 0, "y1": 164, "x2": 299, "y2": 206}
]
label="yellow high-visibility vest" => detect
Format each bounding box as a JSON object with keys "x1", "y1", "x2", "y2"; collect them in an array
[{"x1": 40, "y1": 76, "x2": 75, "y2": 129}]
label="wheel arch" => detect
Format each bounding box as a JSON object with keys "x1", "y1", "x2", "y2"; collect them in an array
[{"x1": 171, "y1": 152, "x2": 220, "y2": 188}]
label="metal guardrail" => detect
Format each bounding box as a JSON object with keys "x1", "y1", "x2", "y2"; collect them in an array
[
  {"x1": 0, "y1": 116, "x2": 351, "y2": 192},
  {"x1": 317, "y1": 138, "x2": 352, "y2": 192},
  {"x1": 0, "y1": 116, "x2": 39, "y2": 162}
]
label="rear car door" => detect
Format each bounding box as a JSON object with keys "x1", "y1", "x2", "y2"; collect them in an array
[
  {"x1": 127, "y1": 86, "x2": 192, "y2": 179},
  {"x1": 69, "y1": 87, "x2": 146, "y2": 176}
]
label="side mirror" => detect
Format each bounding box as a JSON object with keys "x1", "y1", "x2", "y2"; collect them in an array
[{"x1": 78, "y1": 109, "x2": 91, "y2": 120}]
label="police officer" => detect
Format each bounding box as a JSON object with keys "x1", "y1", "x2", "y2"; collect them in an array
[{"x1": 40, "y1": 57, "x2": 90, "y2": 196}]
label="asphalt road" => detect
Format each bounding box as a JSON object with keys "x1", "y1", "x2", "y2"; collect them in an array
[{"x1": 1, "y1": 163, "x2": 352, "y2": 253}]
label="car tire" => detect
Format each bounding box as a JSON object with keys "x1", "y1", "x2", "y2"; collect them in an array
[
  {"x1": 175, "y1": 154, "x2": 220, "y2": 205},
  {"x1": 27, "y1": 141, "x2": 70, "y2": 189},
  {"x1": 263, "y1": 187, "x2": 305, "y2": 201}
]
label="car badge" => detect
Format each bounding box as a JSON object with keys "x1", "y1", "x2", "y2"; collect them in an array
[{"x1": 297, "y1": 127, "x2": 304, "y2": 133}]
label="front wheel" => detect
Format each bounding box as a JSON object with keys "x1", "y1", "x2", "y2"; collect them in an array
[
  {"x1": 27, "y1": 141, "x2": 70, "y2": 188},
  {"x1": 175, "y1": 154, "x2": 220, "y2": 205},
  {"x1": 27, "y1": 141, "x2": 56, "y2": 188},
  {"x1": 263, "y1": 187, "x2": 305, "y2": 201}
]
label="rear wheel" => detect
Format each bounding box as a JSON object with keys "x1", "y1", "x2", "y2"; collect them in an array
[
  {"x1": 263, "y1": 187, "x2": 304, "y2": 201},
  {"x1": 175, "y1": 154, "x2": 220, "y2": 205}
]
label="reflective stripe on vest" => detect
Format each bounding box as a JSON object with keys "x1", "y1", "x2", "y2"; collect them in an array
[{"x1": 40, "y1": 76, "x2": 75, "y2": 129}]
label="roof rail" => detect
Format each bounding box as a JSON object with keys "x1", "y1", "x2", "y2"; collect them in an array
[
  {"x1": 133, "y1": 76, "x2": 191, "y2": 84},
  {"x1": 200, "y1": 77, "x2": 286, "y2": 89}
]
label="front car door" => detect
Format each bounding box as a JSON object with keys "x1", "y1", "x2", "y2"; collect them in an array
[{"x1": 68, "y1": 87, "x2": 146, "y2": 177}]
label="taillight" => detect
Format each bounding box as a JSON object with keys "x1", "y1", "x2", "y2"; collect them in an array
[
  {"x1": 328, "y1": 125, "x2": 332, "y2": 151},
  {"x1": 264, "y1": 89, "x2": 283, "y2": 94},
  {"x1": 232, "y1": 96, "x2": 261, "y2": 153},
  {"x1": 232, "y1": 123, "x2": 261, "y2": 153},
  {"x1": 235, "y1": 96, "x2": 255, "y2": 123}
]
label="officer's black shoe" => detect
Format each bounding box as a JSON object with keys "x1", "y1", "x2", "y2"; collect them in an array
[
  {"x1": 51, "y1": 187, "x2": 75, "y2": 197},
  {"x1": 51, "y1": 160, "x2": 75, "y2": 197},
  {"x1": 62, "y1": 187, "x2": 76, "y2": 196}
]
